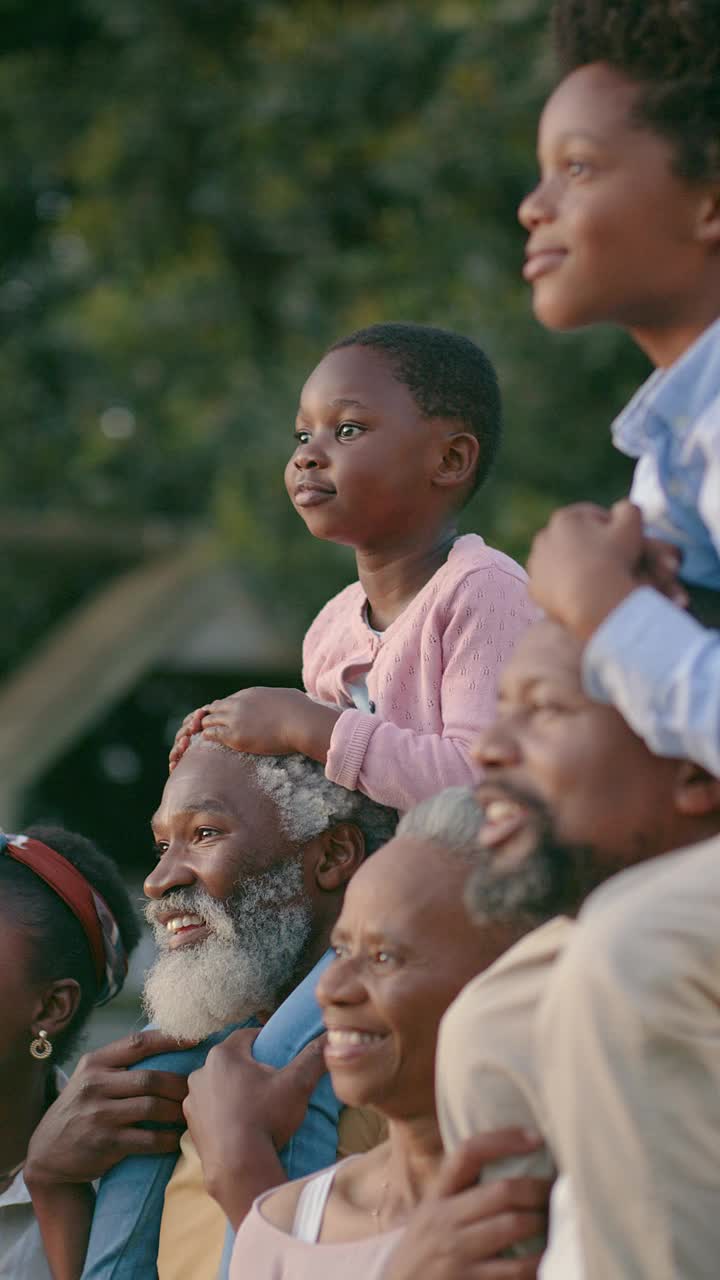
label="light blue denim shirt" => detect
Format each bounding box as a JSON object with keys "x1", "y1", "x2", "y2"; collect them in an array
[
  {"x1": 583, "y1": 318, "x2": 720, "y2": 773},
  {"x1": 613, "y1": 314, "x2": 720, "y2": 589},
  {"x1": 80, "y1": 950, "x2": 339, "y2": 1280}
]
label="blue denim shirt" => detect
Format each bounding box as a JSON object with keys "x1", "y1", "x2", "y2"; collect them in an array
[
  {"x1": 612, "y1": 314, "x2": 720, "y2": 590},
  {"x1": 81, "y1": 950, "x2": 339, "y2": 1280},
  {"x1": 580, "y1": 319, "x2": 720, "y2": 774}
]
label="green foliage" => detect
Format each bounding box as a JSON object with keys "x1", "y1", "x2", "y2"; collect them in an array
[{"x1": 2, "y1": 0, "x2": 642, "y2": 654}]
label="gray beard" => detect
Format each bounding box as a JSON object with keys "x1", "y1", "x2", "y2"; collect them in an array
[{"x1": 142, "y1": 858, "x2": 313, "y2": 1041}]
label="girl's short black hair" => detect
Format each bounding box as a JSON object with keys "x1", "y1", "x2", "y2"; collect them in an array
[
  {"x1": 552, "y1": 0, "x2": 720, "y2": 181},
  {"x1": 1, "y1": 825, "x2": 140, "y2": 1062},
  {"x1": 328, "y1": 322, "x2": 502, "y2": 499}
]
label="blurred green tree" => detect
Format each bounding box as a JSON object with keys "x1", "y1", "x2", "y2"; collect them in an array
[{"x1": 1, "y1": 0, "x2": 643, "y2": 674}]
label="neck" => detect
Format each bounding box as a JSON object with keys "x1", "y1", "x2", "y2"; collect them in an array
[
  {"x1": 0, "y1": 1060, "x2": 50, "y2": 1173},
  {"x1": 379, "y1": 1113, "x2": 446, "y2": 1214},
  {"x1": 630, "y1": 295, "x2": 720, "y2": 367},
  {"x1": 271, "y1": 919, "x2": 336, "y2": 1015},
  {"x1": 355, "y1": 523, "x2": 459, "y2": 631}
]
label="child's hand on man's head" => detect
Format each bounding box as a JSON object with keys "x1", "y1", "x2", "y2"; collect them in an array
[
  {"x1": 169, "y1": 705, "x2": 211, "y2": 771},
  {"x1": 200, "y1": 686, "x2": 341, "y2": 764},
  {"x1": 527, "y1": 500, "x2": 678, "y2": 639}
]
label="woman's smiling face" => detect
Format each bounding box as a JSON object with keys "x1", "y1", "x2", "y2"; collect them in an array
[{"x1": 316, "y1": 834, "x2": 515, "y2": 1119}]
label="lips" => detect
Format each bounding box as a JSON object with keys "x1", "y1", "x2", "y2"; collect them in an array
[
  {"x1": 324, "y1": 1025, "x2": 388, "y2": 1064},
  {"x1": 475, "y1": 786, "x2": 531, "y2": 851},
  {"x1": 523, "y1": 247, "x2": 567, "y2": 282},
  {"x1": 157, "y1": 912, "x2": 210, "y2": 949},
  {"x1": 293, "y1": 482, "x2": 336, "y2": 508}
]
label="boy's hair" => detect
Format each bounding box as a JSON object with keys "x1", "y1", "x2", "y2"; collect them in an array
[
  {"x1": 552, "y1": 1, "x2": 720, "y2": 181},
  {"x1": 328, "y1": 322, "x2": 502, "y2": 498},
  {"x1": 1, "y1": 825, "x2": 140, "y2": 1061}
]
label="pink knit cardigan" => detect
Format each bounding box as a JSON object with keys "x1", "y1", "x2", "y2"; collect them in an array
[{"x1": 303, "y1": 534, "x2": 538, "y2": 812}]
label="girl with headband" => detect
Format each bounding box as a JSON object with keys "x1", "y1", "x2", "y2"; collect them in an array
[{"x1": 0, "y1": 825, "x2": 140, "y2": 1279}]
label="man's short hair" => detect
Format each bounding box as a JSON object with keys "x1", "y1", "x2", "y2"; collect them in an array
[
  {"x1": 552, "y1": 0, "x2": 720, "y2": 182},
  {"x1": 328, "y1": 322, "x2": 502, "y2": 498}
]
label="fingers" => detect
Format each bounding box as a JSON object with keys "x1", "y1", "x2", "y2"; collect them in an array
[
  {"x1": 82, "y1": 1030, "x2": 196, "y2": 1070},
  {"x1": 101, "y1": 1095, "x2": 186, "y2": 1127},
  {"x1": 169, "y1": 707, "x2": 210, "y2": 767},
  {"x1": 100, "y1": 1069, "x2": 190, "y2": 1104},
  {"x1": 116, "y1": 1127, "x2": 185, "y2": 1157},
  {"x1": 284, "y1": 1034, "x2": 328, "y2": 1096},
  {"x1": 462, "y1": 1209, "x2": 547, "y2": 1259},
  {"x1": 433, "y1": 1132, "x2": 543, "y2": 1198}
]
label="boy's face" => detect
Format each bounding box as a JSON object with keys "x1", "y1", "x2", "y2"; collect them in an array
[
  {"x1": 286, "y1": 345, "x2": 453, "y2": 549},
  {"x1": 518, "y1": 62, "x2": 714, "y2": 359}
]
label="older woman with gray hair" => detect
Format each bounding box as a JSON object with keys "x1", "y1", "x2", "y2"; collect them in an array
[{"x1": 188, "y1": 786, "x2": 553, "y2": 1280}]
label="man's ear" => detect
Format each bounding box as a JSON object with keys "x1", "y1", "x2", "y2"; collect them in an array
[
  {"x1": 31, "y1": 978, "x2": 82, "y2": 1043},
  {"x1": 674, "y1": 760, "x2": 720, "y2": 817},
  {"x1": 432, "y1": 429, "x2": 480, "y2": 493},
  {"x1": 314, "y1": 823, "x2": 367, "y2": 892}
]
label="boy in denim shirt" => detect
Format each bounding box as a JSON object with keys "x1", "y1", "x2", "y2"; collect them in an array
[{"x1": 517, "y1": 4, "x2": 720, "y2": 1277}]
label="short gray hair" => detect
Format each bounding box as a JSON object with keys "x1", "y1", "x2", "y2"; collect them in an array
[
  {"x1": 396, "y1": 787, "x2": 484, "y2": 859},
  {"x1": 192, "y1": 738, "x2": 397, "y2": 853}
]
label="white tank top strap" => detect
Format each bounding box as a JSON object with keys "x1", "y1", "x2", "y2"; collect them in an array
[{"x1": 291, "y1": 1165, "x2": 339, "y2": 1242}]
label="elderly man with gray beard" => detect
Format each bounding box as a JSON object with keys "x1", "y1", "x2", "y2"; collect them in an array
[{"x1": 28, "y1": 736, "x2": 397, "y2": 1280}]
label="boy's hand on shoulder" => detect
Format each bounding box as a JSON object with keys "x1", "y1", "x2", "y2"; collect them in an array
[
  {"x1": 200, "y1": 687, "x2": 340, "y2": 763},
  {"x1": 529, "y1": 500, "x2": 648, "y2": 639}
]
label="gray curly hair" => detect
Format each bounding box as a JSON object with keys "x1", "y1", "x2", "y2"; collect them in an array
[
  {"x1": 190, "y1": 737, "x2": 397, "y2": 853},
  {"x1": 396, "y1": 786, "x2": 484, "y2": 859}
]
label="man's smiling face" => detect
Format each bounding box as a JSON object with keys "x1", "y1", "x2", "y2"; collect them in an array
[
  {"x1": 143, "y1": 742, "x2": 313, "y2": 1039},
  {"x1": 473, "y1": 620, "x2": 688, "y2": 882}
]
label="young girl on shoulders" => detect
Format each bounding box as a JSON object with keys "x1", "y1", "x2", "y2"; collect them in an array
[{"x1": 172, "y1": 323, "x2": 537, "y2": 810}]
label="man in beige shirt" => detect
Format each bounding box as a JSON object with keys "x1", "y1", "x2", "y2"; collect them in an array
[{"x1": 437, "y1": 619, "x2": 720, "y2": 1278}]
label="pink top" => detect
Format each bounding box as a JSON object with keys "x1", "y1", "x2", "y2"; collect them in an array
[
  {"x1": 303, "y1": 534, "x2": 538, "y2": 810},
  {"x1": 229, "y1": 1169, "x2": 402, "y2": 1280}
]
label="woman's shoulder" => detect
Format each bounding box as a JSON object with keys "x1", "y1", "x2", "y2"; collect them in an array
[{"x1": 259, "y1": 1174, "x2": 310, "y2": 1232}]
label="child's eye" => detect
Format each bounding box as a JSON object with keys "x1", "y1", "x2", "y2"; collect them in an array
[
  {"x1": 294, "y1": 429, "x2": 311, "y2": 445},
  {"x1": 371, "y1": 949, "x2": 393, "y2": 967},
  {"x1": 337, "y1": 422, "x2": 365, "y2": 441},
  {"x1": 566, "y1": 159, "x2": 590, "y2": 178},
  {"x1": 331, "y1": 942, "x2": 349, "y2": 959}
]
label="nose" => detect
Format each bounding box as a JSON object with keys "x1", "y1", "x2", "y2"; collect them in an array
[
  {"x1": 472, "y1": 715, "x2": 523, "y2": 770},
  {"x1": 144, "y1": 845, "x2": 197, "y2": 900},
  {"x1": 293, "y1": 437, "x2": 329, "y2": 472},
  {"x1": 316, "y1": 953, "x2": 367, "y2": 1011},
  {"x1": 518, "y1": 177, "x2": 556, "y2": 231}
]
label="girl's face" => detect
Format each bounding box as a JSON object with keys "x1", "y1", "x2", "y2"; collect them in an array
[
  {"x1": 518, "y1": 62, "x2": 714, "y2": 359},
  {"x1": 0, "y1": 911, "x2": 43, "y2": 1072},
  {"x1": 316, "y1": 835, "x2": 512, "y2": 1119},
  {"x1": 285, "y1": 345, "x2": 451, "y2": 550}
]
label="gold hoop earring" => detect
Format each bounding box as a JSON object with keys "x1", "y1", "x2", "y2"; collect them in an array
[{"x1": 30, "y1": 1030, "x2": 53, "y2": 1061}]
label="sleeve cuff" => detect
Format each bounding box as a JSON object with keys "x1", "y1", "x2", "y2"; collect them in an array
[
  {"x1": 325, "y1": 709, "x2": 379, "y2": 791},
  {"x1": 583, "y1": 586, "x2": 709, "y2": 704}
]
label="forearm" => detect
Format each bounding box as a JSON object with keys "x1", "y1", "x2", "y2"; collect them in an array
[
  {"x1": 583, "y1": 587, "x2": 720, "y2": 773},
  {"x1": 30, "y1": 1180, "x2": 95, "y2": 1280},
  {"x1": 202, "y1": 1130, "x2": 286, "y2": 1231},
  {"x1": 327, "y1": 712, "x2": 479, "y2": 810}
]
